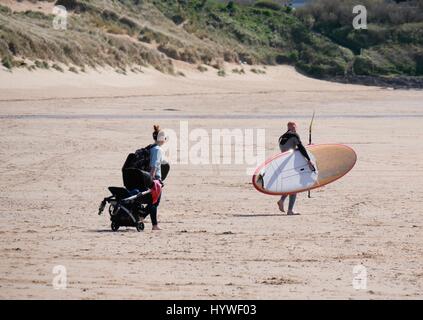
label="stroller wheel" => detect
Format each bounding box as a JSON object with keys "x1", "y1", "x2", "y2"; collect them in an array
[
  {"x1": 136, "y1": 221, "x2": 145, "y2": 232},
  {"x1": 109, "y1": 204, "x2": 118, "y2": 216},
  {"x1": 111, "y1": 222, "x2": 120, "y2": 232}
]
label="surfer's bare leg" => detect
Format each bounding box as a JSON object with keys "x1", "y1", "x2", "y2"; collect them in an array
[
  {"x1": 278, "y1": 195, "x2": 287, "y2": 212},
  {"x1": 287, "y1": 194, "x2": 298, "y2": 215}
]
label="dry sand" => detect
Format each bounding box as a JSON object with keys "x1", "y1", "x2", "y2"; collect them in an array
[
  {"x1": 0, "y1": 0, "x2": 55, "y2": 14},
  {"x1": 0, "y1": 64, "x2": 422, "y2": 299}
]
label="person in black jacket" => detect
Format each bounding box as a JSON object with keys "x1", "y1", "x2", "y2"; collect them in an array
[{"x1": 277, "y1": 121, "x2": 315, "y2": 215}]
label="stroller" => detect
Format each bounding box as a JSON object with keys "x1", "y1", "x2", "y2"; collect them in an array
[{"x1": 98, "y1": 156, "x2": 170, "y2": 232}]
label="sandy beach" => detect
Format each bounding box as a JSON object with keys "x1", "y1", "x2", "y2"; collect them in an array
[{"x1": 0, "y1": 64, "x2": 422, "y2": 299}]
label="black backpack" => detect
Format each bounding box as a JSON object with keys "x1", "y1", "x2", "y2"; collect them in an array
[{"x1": 122, "y1": 144, "x2": 154, "y2": 172}]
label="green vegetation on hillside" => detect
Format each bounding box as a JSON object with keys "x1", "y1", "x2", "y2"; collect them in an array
[
  {"x1": 296, "y1": 0, "x2": 423, "y2": 76},
  {"x1": 152, "y1": 0, "x2": 353, "y2": 76},
  {"x1": 0, "y1": 0, "x2": 422, "y2": 83}
]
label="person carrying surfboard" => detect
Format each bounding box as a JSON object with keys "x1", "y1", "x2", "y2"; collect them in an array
[{"x1": 277, "y1": 121, "x2": 315, "y2": 215}]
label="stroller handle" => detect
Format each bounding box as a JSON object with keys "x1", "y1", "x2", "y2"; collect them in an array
[{"x1": 122, "y1": 189, "x2": 151, "y2": 203}]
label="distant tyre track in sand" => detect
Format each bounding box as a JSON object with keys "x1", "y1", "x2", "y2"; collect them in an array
[
  {"x1": 1, "y1": 113, "x2": 423, "y2": 120},
  {"x1": 0, "y1": 88, "x2": 378, "y2": 103}
]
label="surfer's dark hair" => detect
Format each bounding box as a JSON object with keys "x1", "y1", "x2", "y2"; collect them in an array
[{"x1": 153, "y1": 125, "x2": 160, "y2": 141}]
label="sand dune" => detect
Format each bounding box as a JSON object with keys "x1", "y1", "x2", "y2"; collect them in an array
[{"x1": 0, "y1": 65, "x2": 422, "y2": 299}]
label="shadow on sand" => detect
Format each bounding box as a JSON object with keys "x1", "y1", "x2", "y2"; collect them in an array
[
  {"x1": 232, "y1": 213, "x2": 300, "y2": 217},
  {"x1": 86, "y1": 228, "x2": 136, "y2": 233}
]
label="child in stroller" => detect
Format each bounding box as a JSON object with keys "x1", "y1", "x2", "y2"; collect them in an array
[{"x1": 98, "y1": 168, "x2": 163, "y2": 232}]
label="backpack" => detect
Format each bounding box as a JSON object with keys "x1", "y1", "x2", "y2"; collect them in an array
[{"x1": 122, "y1": 144, "x2": 154, "y2": 172}]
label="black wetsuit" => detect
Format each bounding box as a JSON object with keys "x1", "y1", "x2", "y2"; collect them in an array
[
  {"x1": 278, "y1": 131, "x2": 311, "y2": 161},
  {"x1": 277, "y1": 130, "x2": 312, "y2": 211}
]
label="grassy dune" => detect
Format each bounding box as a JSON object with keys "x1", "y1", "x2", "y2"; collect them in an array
[
  {"x1": 296, "y1": 0, "x2": 423, "y2": 77},
  {"x1": 0, "y1": 0, "x2": 422, "y2": 86}
]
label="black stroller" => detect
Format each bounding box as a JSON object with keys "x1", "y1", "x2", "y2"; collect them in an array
[
  {"x1": 98, "y1": 169, "x2": 152, "y2": 232},
  {"x1": 98, "y1": 153, "x2": 170, "y2": 232}
]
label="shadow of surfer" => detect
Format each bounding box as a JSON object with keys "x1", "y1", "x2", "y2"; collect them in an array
[{"x1": 277, "y1": 121, "x2": 315, "y2": 215}]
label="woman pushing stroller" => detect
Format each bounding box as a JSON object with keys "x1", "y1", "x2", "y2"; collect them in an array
[
  {"x1": 99, "y1": 125, "x2": 169, "y2": 232},
  {"x1": 121, "y1": 125, "x2": 169, "y2": 231},
  {"x1": 142, "y1": 125, "x2": 168, "y2": 230}
]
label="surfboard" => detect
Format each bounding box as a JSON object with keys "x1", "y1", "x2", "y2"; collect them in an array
[{"x1": 252, "y1": 144, "x2": 357, "y2": 195}]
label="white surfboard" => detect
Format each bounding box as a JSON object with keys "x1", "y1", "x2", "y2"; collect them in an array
[
  {"x1": 257, "y1": 149, "x2": 318, "y2": 193},
  {"x1": 252, "y1": 144, "x2": 357, "y2": 195}
]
